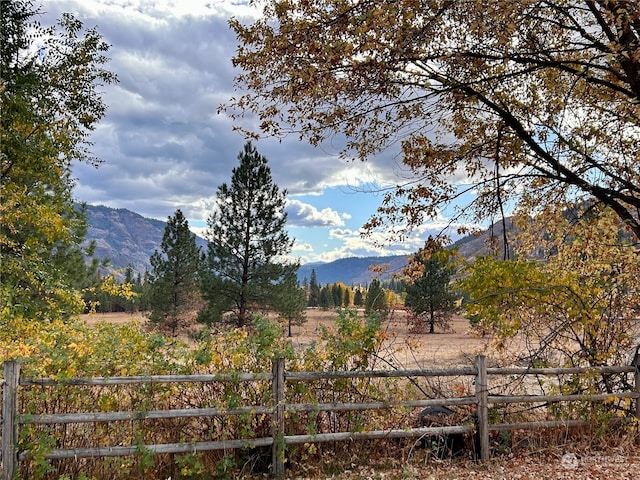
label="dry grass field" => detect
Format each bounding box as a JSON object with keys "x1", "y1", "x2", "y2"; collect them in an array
[
  {"x1": 292, "y1": 308, "x2": 491, "y2": 368},
  {"x1": 81, "y1": 308, "x2": 491, "y2": 368}
]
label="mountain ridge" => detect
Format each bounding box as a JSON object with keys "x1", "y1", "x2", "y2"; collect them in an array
[
  {"x1": 83, "y1": 204, "x2": 512, "y2": 285},
  {"x1": 84, "y1": 205, "x2": 207, "y2": 277}
]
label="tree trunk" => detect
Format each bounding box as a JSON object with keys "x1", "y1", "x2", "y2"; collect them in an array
[
  {"x1": 429, "y1": 303, "x2": 435, "y2": 334},
  {"x1": 237, "y1": 307, "x2": 246, "y2": 328}
]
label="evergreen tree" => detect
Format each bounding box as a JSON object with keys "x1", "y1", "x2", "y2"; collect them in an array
[
  {"x1": 124, "y1": 265, "x2": 134, "y2": 285},
  {"x1": 354, "y1": 288, "x2": 364, "y2": 307},
  {"x1": 331, "y1": 283, "x2": 343, "y2": 307},
  {"x1": 308, "y1": 269, "x2": 320, "y2": 307},
  {"x1": 130, "y1": 272, "x2": 145, "y2": 312},
  {"x1": 148, "y1": 210, "x2": 202, "y2": 335},
  {"x1": 364, "y1": 279, "x2": 387, "y2": 316},
  {"x1": 319, "y1": 286, "x2": 333, "y2": 310},
  {"x1": 199, "y1": 142, "x2": 295, "y2": 327},
  {"x1": 137, "y1": 270, "x2": 153, "y2": 312},
  {"x1": 343, "y1": 287, "x2": 352, "y2": 307},
  {"x1": 404, "y1": 241, "x2": 457, "y2": 333},
  {"x1": 302, "y1": 276, "x2": 309, "y2": 301},
  {"x1": 273, "y1": 268, "x2": 307, "y2": 337}
]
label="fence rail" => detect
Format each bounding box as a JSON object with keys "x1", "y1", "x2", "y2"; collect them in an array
[{"x1": 2, "y1": 356, "x2": 639, "y2": 479}]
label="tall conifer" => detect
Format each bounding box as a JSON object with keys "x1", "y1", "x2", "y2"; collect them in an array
[
  {"x1": 148, "y1": 209, "x2": 202, "y2": 335},
  {"x1": 199, "y1": 142, "x2": 295, "y2": 327},
  {"x1": 308, "y1": 269, "x2": 320, "y2": 307}
]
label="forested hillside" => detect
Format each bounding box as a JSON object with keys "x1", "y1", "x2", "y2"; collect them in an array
[{"x1": 84, "y1": 205, "x2": 412, "y2": 284}]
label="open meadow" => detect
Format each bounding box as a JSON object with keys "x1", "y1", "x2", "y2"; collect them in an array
[{"x1": 81, "y1": 308, "x2": 492, "y2": 369}]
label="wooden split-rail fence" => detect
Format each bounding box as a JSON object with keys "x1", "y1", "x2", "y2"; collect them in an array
[{"x1": 2, "y1": 355, "x2": 639, "y2": 479}]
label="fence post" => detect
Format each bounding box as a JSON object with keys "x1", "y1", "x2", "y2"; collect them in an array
[
  {"x1": 271, "y1": 357, "x2": 285, "y2": 478},
  {"x1": 632, "y1": 349, "x2": 640, "y2": 420},
  {"x1": 2, "y1": 361, "x2": 20, "y2": 480},
  {"x1": 475, "y1": 355, "x2": 489, "y2": 461}
]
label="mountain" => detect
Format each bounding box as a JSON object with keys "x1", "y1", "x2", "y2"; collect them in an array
[
  {"x1": 82, "y1": 205, "x2": 413, "y2": 284},
  {"x1": 452, "y1": 217, "x2": 517, "y2": 260},
  {"x1": 297, "y1": 256, "x2": 409, "y2": 286},
  {"x1": 84, "y1": 205, "x2": 207, "y2": 276},
  {"x1": 83, "y1": 204, "x2": 518, "y2": 284}
]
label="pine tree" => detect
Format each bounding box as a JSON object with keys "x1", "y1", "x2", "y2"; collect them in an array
[
  {"x1": 354, "y1": 288, "x2": 364, "y2": 307},
  {"x1": 124, "y1": 265, "x2": 134, "y2": 285},
  {"x1": 308, "y1": 269, "x2": 320, "y2": 307},
  {"x1": 404, "y1": 242, "x2": 457, "y2": 333},
  {"x1": 273, "y1": 268, "x2": 307, "y2": 337},
  {"x1": 130, "y1": 272, "x2": 145, "y2": 312},
  {"x1": 319, "y1": 286, "x2": 334, "y2": 310},
  {"x1": 199, "y1": 142, "x2": 295, "y2": 327},
  {"x1": 343, "y1": 287, "x2": 352, "y2": 307},
  {"x1": 148, "y1": 210, "x2": 202, "y2": 335},
  {"x1": 137, "y1": 270, "x2": 153, "y2": 312},
  {"x1": 364, "y1": 279, "x2": 387, "y2": 316},
  {"x1": 331, "y1": 283, "x2": 343, "y2": 307}
]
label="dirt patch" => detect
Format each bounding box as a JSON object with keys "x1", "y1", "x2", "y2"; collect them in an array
[
  {"x1": 300, "y1": 448, "x2": 640, "y2": 480},
  {"x1": 81, "y1": 311, "x2": 148, "y2": 326}
]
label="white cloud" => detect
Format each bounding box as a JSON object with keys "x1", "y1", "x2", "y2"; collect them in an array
[
  {"x1": 291, "y1": 242, "x2": 314, "y2": 252},
  {"x1": 49, "y1": 0, "x2": 259, "y2": 21},
  {"x1": 286, "y1": 200, "x2": 345, "y2": 227}
]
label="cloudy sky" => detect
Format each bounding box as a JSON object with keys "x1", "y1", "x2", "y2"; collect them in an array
[{"x1": 42, "y1": 0, "x2": 465, "y2": 263}]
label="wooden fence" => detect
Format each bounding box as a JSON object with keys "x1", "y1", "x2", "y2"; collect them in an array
[{"x1": 2, "y1": 355, "x2": 639, "y2": 479}]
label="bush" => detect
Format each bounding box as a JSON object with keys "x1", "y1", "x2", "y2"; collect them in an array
[{"x1": 3, "y1": 310, "x2": 416, "y2": 479}]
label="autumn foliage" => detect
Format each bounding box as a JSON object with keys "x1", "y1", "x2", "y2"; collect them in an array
[
  {"x1": 226, "y1": 0, "x2": 640, "y2": 241},
  {"x1": 2, "y1": 310, "x2": 422, "y2": 479},
  {"x1": 458, "y1": 205, "x2": 640, "y2": 393}
]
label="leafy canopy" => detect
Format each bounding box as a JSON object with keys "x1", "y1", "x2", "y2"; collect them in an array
[
  {"x1": 227, "y1": 1, "x2": 640, "y2": 241},
  {"x1": 458, "y1": 206, "x2": 640, "y2": 370},
  {"x1": 1, "y1": 0, "x2": 117, "y2": 322}
]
